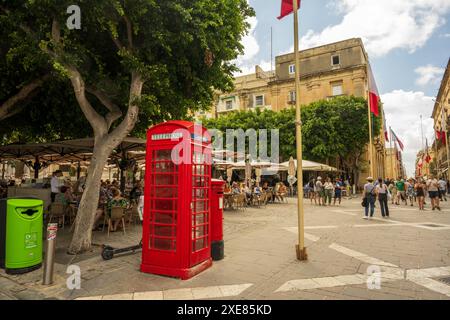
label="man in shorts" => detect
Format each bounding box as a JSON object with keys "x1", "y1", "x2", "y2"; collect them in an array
[
  {"x1": 395, "y1": 178, "x2": 406, "y2": 205},
  {"x1": 427, "y1": 175, "x2": 441, "y2": 211}
]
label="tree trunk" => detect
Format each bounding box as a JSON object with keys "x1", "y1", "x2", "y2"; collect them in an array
[{"x1": 68, "y1": 144, "x2": 110, "y2": 254}]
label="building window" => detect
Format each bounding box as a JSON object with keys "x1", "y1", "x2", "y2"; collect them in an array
[
  {"x1": 289, "y1": 91, "x2": 296, "y2": 103},
  {"x1": 254, "y1": 95, "x2": 265, "y2": 107},
  {"x1": 225, "y1": 100, "x2": 233, "y2": 110},
  {"x1": 289, "y1": 64, "x2": 295, "y2": 74},
  {"x1": 331, "y1": 83, "x2": 343, "y2": 96},
  {"x1": 331, "y1": 55, "x2": 340, "y2": 66}
]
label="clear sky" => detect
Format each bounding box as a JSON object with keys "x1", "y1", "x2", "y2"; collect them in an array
[{"x1": 236, "y1": 0, "x2": 450, "y2": 176}]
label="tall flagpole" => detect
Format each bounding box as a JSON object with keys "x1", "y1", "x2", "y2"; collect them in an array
[
  {"x1": 366, "y1": 63, "x2": 375, "y2": 178},
  {"x1": 435, "y1": 135, "x2": 440, "y2": 177},
  {"x1": 293, "y1": 0, "x2": 307, "y2": 261},
  {"x1": 390, "y1": 126, "x2": 394, "y2": 178},
  {"x1": 420, "y1": 115, "x2": 427, "y2": 176},
  {"x1": 444, "y1": 108, "x2": 450, "y2": 179}
]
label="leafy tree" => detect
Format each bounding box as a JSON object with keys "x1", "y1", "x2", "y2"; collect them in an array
[
  {"x1": 203, "y1": 96, "x2": 381, "y2": 183},
  {"x1": 0, "y1": 0, "x2": 254, "y2": 253}
]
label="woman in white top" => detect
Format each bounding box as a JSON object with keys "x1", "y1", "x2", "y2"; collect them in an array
[{"x1": 375, "y1": 178, "x2": 389, "y2": 218}]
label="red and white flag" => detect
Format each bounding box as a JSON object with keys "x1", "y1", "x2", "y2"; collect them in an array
[
  {"x1": 424, "y1": 138, "x2": 431, "y2": 163},
  {"x1": 278, "y1": 0, "x2": 301, "y2": 20},
  {"x1": 368, "y1": 63, "x2": 380, "y2": 117},
  {"x1": 391, "y1": 128, "x2": 404, "y2": 151},
  {"x1": 418, "y1": 158, "x2": 423, "y2": 168}
]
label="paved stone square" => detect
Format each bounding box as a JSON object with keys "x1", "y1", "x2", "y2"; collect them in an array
[{"x1": 1, "y1": 195, "x2": 450, "y2": 300}]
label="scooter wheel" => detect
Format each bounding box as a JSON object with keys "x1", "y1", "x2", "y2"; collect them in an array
[{"x1": 102, "y1": 247, "x2": 114, "y2": 260}]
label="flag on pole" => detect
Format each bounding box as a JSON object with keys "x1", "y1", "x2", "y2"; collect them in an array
[
  {"x1": 418, "y1": 158, "x2": 423, "y2": 168},
  {"x1": 391, "y1": 129, "x2": 404, "y2": 151},
  {"x1": 383, "y1": 110, "x2": 389, "y2": 142},
  {"x1": 368, "y1": 63, "x2": 380, "y2": 117},
  {"x1": 437, "y1": 129, "x2": 447, "y2": 144},
  {"x1": 425, "y1": 138, "x2": 431, "y2": 163},
  {"x1": 277, "y1": 0, "x2": 301, "y2": 20}
]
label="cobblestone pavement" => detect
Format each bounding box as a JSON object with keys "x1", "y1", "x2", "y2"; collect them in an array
[{"x1": 1, "y1": 195, "x2": 449, "y2": 300}]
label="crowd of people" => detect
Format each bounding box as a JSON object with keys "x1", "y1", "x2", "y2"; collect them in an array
[
  {"x1": 305, "y1": 176, "x2": 349, "y2": 206},
  {"x1": 223, "y1": 180, "x2": 288, "y2": 206},
  {"x1": 361, "y1": 175, "x2": 449, "y2": 219},
  {"x1": 48, "y1": 171, "x2": 144, "y2": 231}
]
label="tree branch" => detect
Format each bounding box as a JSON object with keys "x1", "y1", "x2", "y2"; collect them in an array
[
  {"x1": 111, "y1": 36, "x2": 124, "y2": 51},
  {"x1": 48, "y1": 19, "x2": 108, "y2": 136},
  {"x1": 108, "y1": 71, "x2": 143, "y2": 142},
  {"x1": 0, "y1": 75, "x2": 50, "y2": 121},
  {"x1": 86, "y1": 86, "x2": 123, "y2": 130},
  {"x1": 123, "y1": 15, "x2": 133, "y2": 50}
]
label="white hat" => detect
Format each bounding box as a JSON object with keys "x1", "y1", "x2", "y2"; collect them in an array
[
  {"x1": 317, "y1": 176, "x2": 322, "y2": 180},
  {"x1": 367, "y1": 177, "x2": 374, "y2": 181}
]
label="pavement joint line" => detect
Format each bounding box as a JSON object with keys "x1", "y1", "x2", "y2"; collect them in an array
[
  {"x1": 330, "y1": 210, "x2": 358, "y2": 216},
  {"x1": 283, "y1": 228, "x2": 322, "y2": 242},
  {"x1": 75, "y1": 283, "x2": 254, "y2": 300},
  {"x1": 275, "y1": 242, "x2": 450, "y2": 297}
]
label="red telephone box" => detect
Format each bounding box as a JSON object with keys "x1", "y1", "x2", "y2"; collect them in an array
[{"x1": 141, "y1": 121, "x2": 212, "y2": 280}]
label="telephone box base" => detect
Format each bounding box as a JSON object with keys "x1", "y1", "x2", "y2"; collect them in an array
[{"x1": 140, "y1": 258, "x2": 212, "y2": 280}]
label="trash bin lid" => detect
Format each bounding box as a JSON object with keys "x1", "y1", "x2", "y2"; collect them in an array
[{"x1": 7, "y1": 198, "x2": 43, "y2": 208}]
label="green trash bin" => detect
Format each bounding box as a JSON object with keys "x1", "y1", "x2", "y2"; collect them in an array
[{"x1": 0, "y1": 197, "x2": 44, "y2": 274}]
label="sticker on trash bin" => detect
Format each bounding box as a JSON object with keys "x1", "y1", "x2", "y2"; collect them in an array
[
  {"x1": 219, "y1": 197, "x2": 223, "y2": 209},
  {"x1": 25, "y1": 232, "x2": 38, "y2": 249}
]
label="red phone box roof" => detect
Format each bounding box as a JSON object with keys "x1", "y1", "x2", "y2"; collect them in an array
[{"x1": 147, "y1": 120, "x2": 211, "y2": 145}]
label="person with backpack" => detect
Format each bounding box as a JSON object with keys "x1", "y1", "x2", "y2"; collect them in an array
[
  {"x1": 315, "y1": 176, "x2": 323, "y2": 206},
  {"x1": 376, "y1": 178, "x2": 389, "y2": 218},
  {"x1": 362, "y1": 177, "x2": 376, "y2": 219}
]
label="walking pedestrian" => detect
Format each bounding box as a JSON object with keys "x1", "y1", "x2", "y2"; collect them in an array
[
  {"x1": 388, "y1": 179, "x2": 397, "y2": 205},
  {"x1": 415, "y1": 178, "x2": 426, "y2": 211},
  {"x1": 376, "y1": 178, "x2": 389, "y2": 218},
  {"x1": 315, "y1": 176, "x2": 323, "y2": 206},
  {"x1": 406, "y1": 178, "x2": 415, "y2": 206},
  {"x1": 362, "y1": 177, "x2": 376, "y2": 219},
  {"x1": 323, "y1": 177, "x2": 334, "y2": 206},
  {"x1": 396, "y1": 178, "x2": 406, "y2": 205},
  {"x1": 333, "y1": 178, "x2": 343, "y2": 206},
  {"x1": 426, "y1": 175, "x2": 441, "y2": 211},
  {"x1": 438, "y1": 177, "x2": 447, "y2": 202},
  {"x1": 308, "y1": 178, "x2": 315, "y2": 204}
]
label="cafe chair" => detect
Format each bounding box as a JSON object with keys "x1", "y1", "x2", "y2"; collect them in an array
[
  {"x1": 48, "y1": 202, "x2": 66, "y2": 229},
  {"x1": 107, "y1": 206, "x2": 126, "y2": 237}
]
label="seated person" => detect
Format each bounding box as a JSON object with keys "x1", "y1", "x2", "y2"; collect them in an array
[
  {"x1": 106, "y1": 188, "x2": 129, "y2": 232},
  {"x1": 54, "y1": 186, "x2": 74, "y2": 206},
  {"x1": 231, "y1": 182, "x2": 241, "y2": 194},
  {"x1": 262, "y1": 181, "x2": 269, "y2": 191},
  {"x1": 224, "y1": 184, "x2": 232, "y2": 194},
  {"x1": 276, "y1": 182, "x2": 288, "y2": 202}
]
